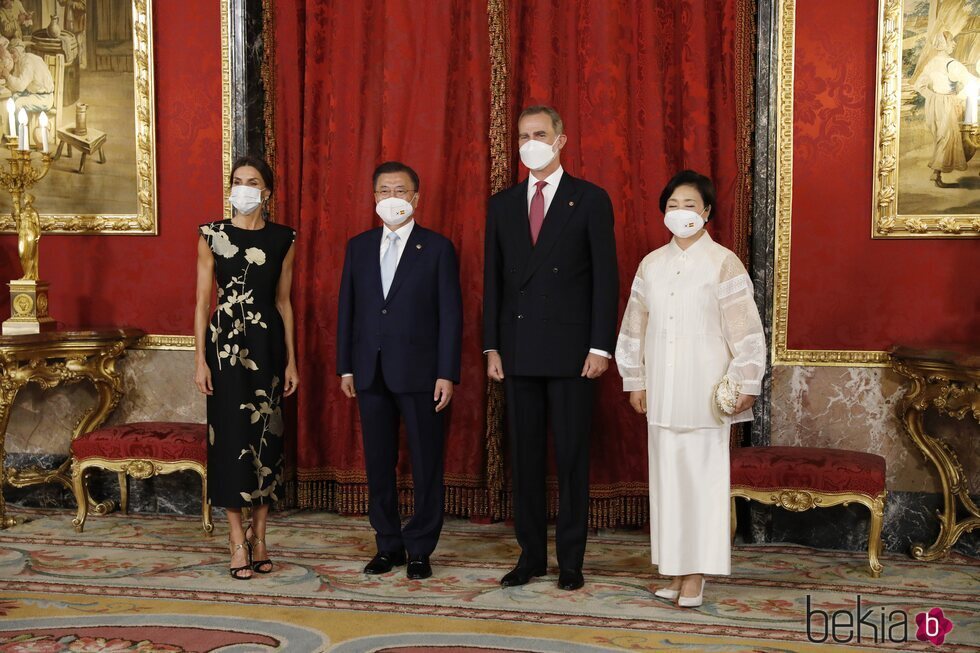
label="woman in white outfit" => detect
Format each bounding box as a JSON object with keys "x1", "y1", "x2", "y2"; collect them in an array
[{"x1": 615, "y1": 170, "x2": 766, "y2": 607}]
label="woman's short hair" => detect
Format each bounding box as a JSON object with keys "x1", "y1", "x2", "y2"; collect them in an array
[
  {"x1": 229, "y1": 155, "x2": 274, "y2": 193},
  {"x1": 658, "y1": 170, "x2": 715, "y2": 220}
]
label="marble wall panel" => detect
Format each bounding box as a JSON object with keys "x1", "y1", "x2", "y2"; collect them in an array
[
  {"x1": 769, "y1": 365, "x2": 979, "y2": 494},
  {"x1": 4, "y1": 350, "x2": 204, "y2": 456}
]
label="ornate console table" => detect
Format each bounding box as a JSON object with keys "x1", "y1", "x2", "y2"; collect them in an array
[
  {"x1": 0, "y1": 328, "x2": 145, "y2": 528},
  {"x1": 891, "y1": 346, "x2": 980, "y2": 561}
]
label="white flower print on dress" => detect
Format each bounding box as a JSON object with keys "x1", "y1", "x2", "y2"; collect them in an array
[
  {"x1": 201, "y1": 225, "x2": 239, "y2": 258},
  {"x1": 244, "y1": 247, "x2": 267, "y2": 266}
]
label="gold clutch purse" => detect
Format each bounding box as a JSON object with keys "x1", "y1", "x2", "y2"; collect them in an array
[{"x1": 714, "y1": 375, "x2": 741, "y2": 416}]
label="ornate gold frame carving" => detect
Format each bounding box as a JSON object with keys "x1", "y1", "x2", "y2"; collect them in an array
[
  {"x1": 732, "y1": 487, "x2": 886, "y2": 577},
  {"x1": 0, "y1": 0, "x2": 157, "y2": 234},
  {"x1": 773, "y1": 0, "x2": 889, "y2": 367},
  {"x1": 872, "y1": 0, "x2": 980, "y2": 238}
]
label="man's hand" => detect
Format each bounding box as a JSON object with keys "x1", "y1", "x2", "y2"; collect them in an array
[
  {"x1": 340, "y1": 375, "x2": 356, "y2": 399},
  {"x1": 734, "y1": 393, "x2": 756, "y2": 414},
  {"x1": 434, "y1": 379, "x2": 455, "y2": 412},
  {"x1": 486, "y1": 351, "x2": 505, "y2": 381},
  {"x1": 581, "y1": 353, "x2": 609, "y2": 379},
  {"x1": 629, "y1": 390, "x2": 647, "y2": 414}
]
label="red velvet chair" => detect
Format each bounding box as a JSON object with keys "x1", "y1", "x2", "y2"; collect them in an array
[
  {"x1": 70, "y1": 422, "x2": 212, "y2": 534},
  {"x1": 730, "y1": 446, "x2": 887, "y2": 577}
]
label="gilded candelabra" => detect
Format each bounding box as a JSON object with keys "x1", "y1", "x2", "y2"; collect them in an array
[{"x1": 0, "y1": 139, "x2": 54, "y2": 335}]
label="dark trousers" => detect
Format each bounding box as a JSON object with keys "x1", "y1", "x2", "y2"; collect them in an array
[
  {"x1": 504, "y1": 375, "x2": 595, "y2": 571},
  {"x1": 356, "y1": 357, "x2": 445, "y2": 556}
]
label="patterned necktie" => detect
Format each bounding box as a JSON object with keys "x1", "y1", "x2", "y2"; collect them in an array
[
  {"x1": 529, "y1": 180, "x2": 547, "y2": 245},
  {"x1": 381, "y1": 232, "x2": 400, "y2": 298}
]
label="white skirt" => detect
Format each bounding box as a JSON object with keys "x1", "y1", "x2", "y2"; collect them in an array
[{"x1": 648, "y1": 424, "x2": 731, "y2": 576}]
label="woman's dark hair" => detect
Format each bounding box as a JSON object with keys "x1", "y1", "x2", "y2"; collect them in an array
[
  {"x1": 658, "y1": 170, "x2": 715, "y2": 220},
  {"x1": 229, "y1": 155, "x2": 274, "y2": 194},
  {"x1": 372, "y1": 161, "x2": 420, "y2": 192}
]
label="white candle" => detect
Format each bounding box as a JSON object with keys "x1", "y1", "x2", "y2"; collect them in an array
[
  {"x1": 5, "y1": 99, "x2": 14, "y2": 138},
  {"x1": 17, "y1": 108, "x2": 27, "y2": 150},
  {"x1": 38, "y1": 112, "x2": 48, "y2": 153},
  {"x1": 967, "y1": 89, "x2": 979, "y2": 125}
]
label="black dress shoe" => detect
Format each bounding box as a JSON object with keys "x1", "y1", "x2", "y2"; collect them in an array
[
  {"x1": 500, "y1": 565, "x2": 547, "y2": 587},
  {"x1": 558, "y1": 568, "x2": 584, "y2": 591},
  {"x1": 363, "y1": 550, "x2": 406, "y2": 574},
  {"x1": 406, "y1": 555, "x2": 432, "y2": 580}
]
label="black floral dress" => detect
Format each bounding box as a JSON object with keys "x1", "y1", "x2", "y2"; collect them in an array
[{"x1": 199, "y1": 219, "x2": 295, "y2": 508}]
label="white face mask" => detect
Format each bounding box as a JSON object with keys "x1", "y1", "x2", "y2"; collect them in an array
[
  {"x1": 664, "y1": 208, "x2": 707, "y2": 238},
  {"x1": 229, "y1": 185, "x2": 263, "y2": 215},
  {"x1": 519, "y1": 136, "x2": 561, "y2": 171},
  {"x1": 375, "y1": 196, "x2": 415, "y2": 226}
]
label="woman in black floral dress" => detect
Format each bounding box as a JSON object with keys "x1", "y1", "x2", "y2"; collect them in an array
[{"x1": 194, "y1": 156, "x2": 298, "y2": 580}]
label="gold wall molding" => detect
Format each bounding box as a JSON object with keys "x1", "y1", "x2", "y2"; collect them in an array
[
  {"x1": 872, "y1": 0, "x2": 979, "y2": 238},
  {"x1": 135, "y1": 334, "x2": 195, "y2": 351},
  {"x1": 0, "y1": 0, "x2": 158, "y2": 234},
  {"x1": 772, "y1": 0, "x2": 888, "y2": 367},
  {"x1": 221, "y1": 0, "x2": 233, "y2": 221}
]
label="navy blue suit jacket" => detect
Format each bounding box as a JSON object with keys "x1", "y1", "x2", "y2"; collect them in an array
[{"x1": 337, "y1": 224, "x2": 463, "y2": 394}]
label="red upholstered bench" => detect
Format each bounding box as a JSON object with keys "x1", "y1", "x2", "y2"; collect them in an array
[
  {"x1": 730, "y1": 446, "x2": 887, "y2": 577},
  {"x1": 70, "y1": 422, "x2": 213, "y2": 534}
]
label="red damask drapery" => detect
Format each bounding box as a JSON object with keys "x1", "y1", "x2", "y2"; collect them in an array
[{"x1": 269, "y1": 0, "x2": 754, "y2": 526}]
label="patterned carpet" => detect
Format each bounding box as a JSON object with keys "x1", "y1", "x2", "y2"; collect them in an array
[{"x1": 0, "y1": 508, "x2": 977, "y2": 652}]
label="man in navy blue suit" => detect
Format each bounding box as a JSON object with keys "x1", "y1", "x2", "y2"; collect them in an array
[{"x1": 337, "y1": 161, "x2": 462, "y2": 580}]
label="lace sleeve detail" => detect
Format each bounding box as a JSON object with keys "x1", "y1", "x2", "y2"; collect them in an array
[
  {"x1": 718, "y1": 253, "x2": 766, "y2": 395},
  {"x1": 615, "y1": 266, "x2": 649, "y2": 392}
]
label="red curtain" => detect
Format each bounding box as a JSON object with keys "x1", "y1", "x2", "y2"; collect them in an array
[
  {"x1": 270, "y1": 0, "x2": 754, "y2": 525},
  {"x1": 270, "y1": 0, "x2": 492, "y2": 515}
]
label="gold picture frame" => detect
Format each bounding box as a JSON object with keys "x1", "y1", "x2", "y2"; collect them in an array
[
  {"x1": 872, "y1": 0, "x2": 980, "y2": 238},
  {"x1": 0, "y1": 0, "x2": 157, "y2": 235},
  {"x1": 773, "y1": 0, "x2": 889, "y2": 366}
]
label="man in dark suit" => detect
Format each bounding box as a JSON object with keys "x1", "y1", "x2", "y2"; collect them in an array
[
  {"x1": 337, "y1": 161, "x2": 462, "y2": 580},
  {"x1": 484, "y1": 106, "x2": 619, "y2": 591}
]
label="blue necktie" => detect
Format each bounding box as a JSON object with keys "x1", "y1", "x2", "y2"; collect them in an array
[{"x1": 381, "y1": 232, "x2": 400, "y2": 298}]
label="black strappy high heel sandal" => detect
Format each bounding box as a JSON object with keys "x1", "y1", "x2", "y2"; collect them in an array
[
  {"x1": 245, "y1": 525, "x2": 273, "y2": 574},
  {"x1": 229, "y1": 539, "x2": 253, "y2": 580}
]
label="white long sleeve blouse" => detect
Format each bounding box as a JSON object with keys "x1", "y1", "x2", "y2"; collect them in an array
[{"x1": 615, "y1": 232, "x2": 766, "y2": 429}]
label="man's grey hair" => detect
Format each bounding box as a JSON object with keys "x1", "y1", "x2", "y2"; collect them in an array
[{"x1": 519, "y1": 105, "x2": 564, "y2": 135}]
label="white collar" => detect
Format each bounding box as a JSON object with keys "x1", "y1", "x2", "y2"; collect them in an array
[
  {"x1": 382, "y1": 219, "x2": 415, "y2": 241},
  {"x1": 528, "y1": 165, "x2": 564, "y2": 190},
  {"x1": 668, "y1": 229, "x2": 712, "y2": 255}
]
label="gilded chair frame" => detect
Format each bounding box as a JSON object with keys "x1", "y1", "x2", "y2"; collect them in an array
[
  {"x1": 731, "y1": 487, "x2": 886, "y2": 578},
  {"x1": 71, "y1": 455, "x2": 213, "y2": 535}
]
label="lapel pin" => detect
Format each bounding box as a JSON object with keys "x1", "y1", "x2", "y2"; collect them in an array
[
  {"x1": 569, "y1": 201, "x2": 575, "y2": 206},
  {"x1": 416, "y1": 244, "x2": 422, "y2": 250}
]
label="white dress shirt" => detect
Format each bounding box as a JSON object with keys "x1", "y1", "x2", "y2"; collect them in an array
[
  {"x1": 485, "y1": 166, "x2": 610, "y2": 359},
  {"x1": 615, "y1": 231, "x2": 766, "y2": 428}
]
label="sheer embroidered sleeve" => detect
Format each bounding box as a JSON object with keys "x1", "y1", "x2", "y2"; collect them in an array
[
  {"x1": 717, "y1": 253, "x2": 766, "y2": 395},
  {"x1": 615, "y1": 261, "x2": 649, "y2": 392}
]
